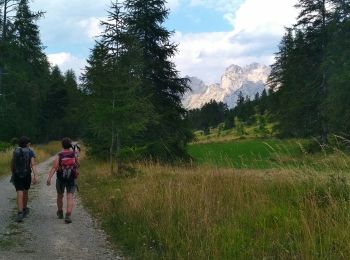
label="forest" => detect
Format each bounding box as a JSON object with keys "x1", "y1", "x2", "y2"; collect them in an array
[
  {"x1": 2, "y1": 0, "x2": 350, "y2": 258},
  {"x1": 188, "y1": 0, "x2": 350, "y2": 145},
  {"x1": 1, "y1": 0, "x2": 350, "y2": 161}
]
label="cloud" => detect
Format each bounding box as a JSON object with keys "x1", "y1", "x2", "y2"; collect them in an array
[
  {"x1": 172, "y1": 31, "x2": 275, "y2": 84},
  {"x1": 172, "y1": 0, "x2": 298, "y2": 84},
  {"x1": 31, "y1": 0, "x2": 299, "y2": 85},
  {"x1": 48, "y1": 52, "x2": 86, "y2": 76},
  {"x1": 189, "y1": 0, "x2": 241, "y2": 25},
  {"x1": 167, "y1": 0, "x2": 181, "y2": 10},
  {"x1": 233, "y1": 0, "x2": 298, "y2": 35},
  {"x1": 78, "y1": 17, "x2": 104, "y2": 39}
]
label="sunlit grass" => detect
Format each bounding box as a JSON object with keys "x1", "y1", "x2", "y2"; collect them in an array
[
  {"x1": 0, "y1": 141, "x2": 61, "y2": 177},
  {"x1": 188, "y1": 139, "x2": 312, "y2": 169},
  {"x1": 79, "y1": 147, "x2": 350, "y2": 259}
]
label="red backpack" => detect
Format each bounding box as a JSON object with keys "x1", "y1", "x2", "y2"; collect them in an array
[{"x1": 57, "y1": 151, "x2": 78, "y2": 181}]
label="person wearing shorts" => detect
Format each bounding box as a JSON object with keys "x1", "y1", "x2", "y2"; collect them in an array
[
  {"x1": 11, "y1": 136, "x2": 38, "y2": 222},
  {"x1": 47, "y1": 137, "x2": 79, "y2": 224}
]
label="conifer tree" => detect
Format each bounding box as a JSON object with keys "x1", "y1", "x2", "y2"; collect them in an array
[
  {"x1": 0, "y1": 0, "x2": 50, "y2": 140},
  {"x1": 82, "y1": 1, "x2": 151, "y2": 171},
  {"x1": 61, "y1": 69, "x2": 84, "y2": 139},
  {"x1": 326, "y1": 0, "x2": 350, "y2": 137},
  {"x1": 124, "y1": 0, "x2": 192, "y2": 159},
  {"x1": 41, "y1": 66, "x2": 68, "y2": 140},
  {"x1": 268, "y1": 0, "x2": 342, "y2": 140}
]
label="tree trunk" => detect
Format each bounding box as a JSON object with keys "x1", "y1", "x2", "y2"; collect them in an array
[
  {"x1": 2, "y1": 0, "x2": 8, "y2": 39},
  {"x1": 110, "y1": 99, "x2": 116, "y2": 175},
  {"x1": 115, "y1": 131, "x2": 120, "y2": 174},
  {"x1": 320, "y1": 0, "x2": 328, "y2": 145}
]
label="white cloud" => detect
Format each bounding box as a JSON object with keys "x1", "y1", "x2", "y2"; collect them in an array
[
  {"x1": 78, "y1": 17, "x2": 104, "y2": 39},
  {"x1": 189, "y1": 0, "x2": 239, "y2": 25},
  {"x1": 233, "y1": 0, "x2": 298, "y2": 35},
  {"x1": 172, "y1": 31, "x2": 275, "y2": 84},
  {"x1": 172, "y1": 0, "x2": 298, "y2": 84},
  {"x1": 48, "y1": 52, "x2": 86, "y2": 76},
  {"x1": 189, "y1": 0, "x2": 238, "y2": 11},
  {"x1": 32, "y1": 0, "x2": 299, "y2": 85},
  {"x1": 167, "y1": 0, "x2": 181, "y2": 10}
]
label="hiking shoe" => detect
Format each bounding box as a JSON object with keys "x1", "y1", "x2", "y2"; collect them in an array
[
  {"x1": 57, "y1": 210, "x2": 64, "y2": 219},
  {"x1": 65, "y1": 214, "x2": 72, "y2": 224},
  {"x1": 16, "y1": 212, "x2": 24, "y2": 223},
  {"x1": 23, "y1": 207, "x2": 30, "y2": 218}
]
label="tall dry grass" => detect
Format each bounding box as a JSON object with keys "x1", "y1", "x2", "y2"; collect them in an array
[
  {"x1": 0, "y1": 149, "x2": 12, "y2": 177},
  {"x1": 79, "y1": 151, "x2": 350, "y2": 259},
  {"x1": 0, "y1": 141, "x2": 61, "y2": 177}
]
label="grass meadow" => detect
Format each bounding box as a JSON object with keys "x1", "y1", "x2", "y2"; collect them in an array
[
  {"x1": 79, "y1": 138, "x2": 350, "y2": 259},
  {"x1": 188, "y1": 139, "x2": 308, "y2": 169},
  {"x1": 0, "y1": 141, "x2": 61, "y2": 177}
]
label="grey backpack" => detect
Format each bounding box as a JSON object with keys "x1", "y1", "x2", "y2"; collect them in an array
[{"x1": 13, "y1": 147, "x2": 31, "y2": 178}]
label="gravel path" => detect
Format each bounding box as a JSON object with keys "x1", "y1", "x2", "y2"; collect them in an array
[{"x1": 0, "y1": 157, "x2": 123, "y2": 260}]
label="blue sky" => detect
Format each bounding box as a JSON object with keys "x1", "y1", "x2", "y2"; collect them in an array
[{"x1": 30, "y1": 0, "x2": 298, "y2": 84}]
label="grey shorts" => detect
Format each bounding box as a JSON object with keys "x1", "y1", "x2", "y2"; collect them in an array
[{"x1": 56, "y1": 178, "x2": 76, "y2": 194}]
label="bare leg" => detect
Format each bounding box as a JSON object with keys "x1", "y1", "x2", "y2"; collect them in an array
[
  {"x1": 17, "y1": 191, "x2": 24, "y2": 212},
  {"x1": 57, "y1": 194, "x2": 64, "y2": 212},
  {"x1": 66, "y1": 193, "x2": 74, "y2": 215},
  {"x1": 23, "y1": 190, "x2": 29, "y2": 209}
]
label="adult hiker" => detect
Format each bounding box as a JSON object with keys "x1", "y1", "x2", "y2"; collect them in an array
[
  {"x1": 11, "y1": 136, "x2": 38, "y2": 222},
  {"x1": 47, "y1": 137, "x2": 79, "y2": 224}
]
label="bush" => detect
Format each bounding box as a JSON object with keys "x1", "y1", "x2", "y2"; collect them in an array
[{"x1": 0, "y1": 141, "x2": 10, "y2": 152}]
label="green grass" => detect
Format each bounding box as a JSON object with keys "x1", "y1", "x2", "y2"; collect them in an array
[
  {"x1": 79, "y1": 156, "x2": 350, "y2": 259},
  {"x1": 0, "y1": 141, "x2": 11, "y2": 152},
  {"x1": 0, "y1": 149, "x2": 12, "y2": 177},
  {"x1": 77, "y1": 136, "x2": 350, "y2": 258},
  {"x1": 188, "y1": 139, "x2": 308, "y2": 169}
]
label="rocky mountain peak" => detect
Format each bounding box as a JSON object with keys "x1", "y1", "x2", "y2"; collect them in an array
[
  {"x1": 225, "y1": 64, "x2": 243, "y2": 74},
  {"x1": 184, "y1": 63, "x2": 271, "y2": 109}
]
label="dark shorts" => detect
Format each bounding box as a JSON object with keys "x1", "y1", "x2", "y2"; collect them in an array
[
  {"x1": 56, "y1": 178, "x2": 76, "y2": 194},
  {"x1": 13, "y1": 175, "x2": 31, "y2": 191}
]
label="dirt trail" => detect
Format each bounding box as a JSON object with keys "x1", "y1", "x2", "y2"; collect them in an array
[{"x1": 0, "y1": 157, "x2": 122, "y2": 260}]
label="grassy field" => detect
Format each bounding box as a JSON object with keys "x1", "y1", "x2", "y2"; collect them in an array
[
  {"x1": 192, "y1": 124, "x2": 275, "y2": 144},
  {"x1": 188, "y1": 139, "x2": 309, "y2": 169},
  {"x1": 79, "y1": 139, "x2": 350, "y2": 259},
  {"x1": 0, "y1": 141, "x2": 61, "y2": 177}
]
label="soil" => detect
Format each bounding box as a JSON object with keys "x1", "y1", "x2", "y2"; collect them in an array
[{"x1": 0, "y1": 157, "x2": 122, "y2": 260}]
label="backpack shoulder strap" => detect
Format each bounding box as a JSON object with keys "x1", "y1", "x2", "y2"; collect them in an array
[{"x1": 58, "y1": 152, "x2": 64, "y2": 166}]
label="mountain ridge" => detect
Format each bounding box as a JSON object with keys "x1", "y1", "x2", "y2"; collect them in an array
[{"x1": 183, "y1": 63, "x2": 271, "y2": 109}]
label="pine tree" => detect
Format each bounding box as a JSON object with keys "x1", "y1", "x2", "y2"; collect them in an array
[
  {"x1": 124, "y1": 0, "x2": 192, "y2": 159},
  {"x1": 326, "y1": 0, "x2": 350, "y2": 137},
  {"x1": 61, "y1": 69, "x2": 84, "y2": 139},
  {"x1": 82, "y1": 1, "x2": 152, "y2": 171},
  {"x1": 41, "y1": 66, "x2": 68, "y2": 140},
  {"x1": 0, "y1": 0, "x2": 50, "y2": 141},
  {"x1": 296, "y1": 0, "x2": 333, "y2": 144},
  {"x1": 234, "y1": 117, "x2": 245, "y2": 137},
  {"x1": 0, "y1": 0, "x2": 19, "y2": 139},
  {"x1": 268, "y1": 1, "x2": 341, "y2": 140}
]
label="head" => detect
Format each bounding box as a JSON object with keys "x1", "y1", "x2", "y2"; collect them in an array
[
  {"x1": 18, "y1": 136, "x2": 31, "y2": 148},
  {"x1": 62, "y1": 137, "x2": 73, "y2": 150}
]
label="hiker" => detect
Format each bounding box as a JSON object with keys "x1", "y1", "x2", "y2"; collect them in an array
[
  {"x1": 11, "y1": 136, "x2": 38, "y2": 223},
  {"x1": 47, "y1": 137, "x2": 79, "y2": 224}
]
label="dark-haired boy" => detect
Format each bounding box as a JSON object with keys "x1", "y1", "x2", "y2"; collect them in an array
[{"x1": 11, "y1": 136, "x2": 38, "y2": 222}]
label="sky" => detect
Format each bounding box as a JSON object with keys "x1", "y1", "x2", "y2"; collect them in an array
[{"x1": 30, "y1": 0, "x2": 299, "y2": 84}]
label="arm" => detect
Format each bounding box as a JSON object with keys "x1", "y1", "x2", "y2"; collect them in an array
[
  {"x1": 47, "y1": 157, "x2": 59, "y2": 186},
  {"x1": 31, "y1": 157, "x2": 38, "y2": 184},
  {"x1": 10, "y1": 157, "x2": 14, "y2": 173},
  {"x1": 76, "y1": 157, "x2": 80, "y2": 168}
]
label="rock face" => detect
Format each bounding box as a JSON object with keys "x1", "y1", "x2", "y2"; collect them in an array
[{"x1": 183, "y1": 63, "x2": 271, "y2": 109}]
